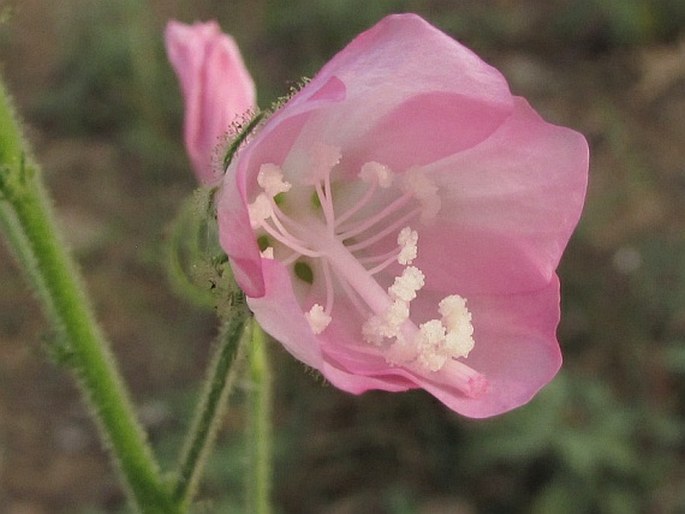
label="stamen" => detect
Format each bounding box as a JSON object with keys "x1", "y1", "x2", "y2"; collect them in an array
[
  {"x1": 303, "y1": 143, "x2": 341, "y2": 184},
  {"x1": 247, "y1": 148, "x2": 483, "y2": 393},
  {"x1": 358, "y1": 248, "x2": 401, "y2": 265},
  {"x1": 362, "y1": 299, "x2": 410, "y2": 346},
  {"x1": 281, "y1": 252, "x2": 301, "y2": 266},
  {"x1": 346, "y1": 207, "x2": 422, "y2": 252},
  {"x1": 444, "y1": 330, "x2": 475, "y2": 359},
  {"x1": 439, "y1": 295, "x2": 475, "y2": 358},
  {"x1": 388, "y1": 266, "x2": 425, "y2": 302},
  {"x1": 296, "y1": 143, "x2": 340, "y2": 233},
  {"x1": 268, "y1": 197, "x2": 307, "y2": 233},
  {"x1": 415, "y1": 319, "x2": 449, "y2": 371},
  {"x1": 335, "y1": 180, "x2": 377, "y2": 227},
  {"x1": 258, "y1": 163, "x2": 291, "y2": 197},
  {"x1": 306, "y1": 304, "x2": 331, "y2": 334},
  {"x1": 323, "y1": 162, "x2": 335, "y2": 226},
  {"x1": 267, "y1": 202, "x2": 299, "y2": 242},
  {"x1": 366, "y1": 254, "x2": 400, "y2": 275},
  {"x1": 337, "y1": 192, "x2": 413, "y2": 239},
  {"x1": 385, "y1": 301, "x2": 411, "y2": 333},
  {"x1": 362, "y1": 226, "x2": 418, "y2": 274},
  {"x1": 334, "y1": 162, "x2": 393, "y2": 228},
  {"x1": 402, "y1": 168, "x2": 441, "y2": 222},
  {"x1": 321, "y1": 260, "x2": 334, "y2": 314},
  {"x1": 396, "y1": 227, "x2": 418, "y2": 265},
  {"x1": 315, "y1": 181, "x2": 335, "y2": 231},
  {"x1": 248, "y1": 194, "x2": 273, "y2": 229},
  {"x1": 439, "y1": 295, "x2": 472, "y2": 332},
  {"x1": 359, "y1": 161, "x2": 394, "y2": 188},
  {"x1": 385, "y1": 334, "x2": 419, "y2": 364},
  {"x1": 249, "y1": 193, "x2": 323, "y2": 259},
  {"x1": 257, "y1": 221, "x2": 321, "y2": 258}
]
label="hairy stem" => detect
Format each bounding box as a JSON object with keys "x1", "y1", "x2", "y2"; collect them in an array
[
  {"x1": 246, "y1": 321, "x2": 273, "y2": 514},
  {"x1": 173, "y1": 307, "x2": 250, "y2": 507},
  {"x1": 0, "y1": 78, "x2": 177, "y2": 513}
]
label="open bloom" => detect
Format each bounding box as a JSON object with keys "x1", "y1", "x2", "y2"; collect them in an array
[
  {"x1": 166, "y1": 20, "x2": 256, "y2": 184},
  {"x1": 191, "y1": 14, "x2": 588, "y2": 417}
]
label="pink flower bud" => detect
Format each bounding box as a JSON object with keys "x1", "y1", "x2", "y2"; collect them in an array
[{"x1": 165, "y1": 20, "x2": 256, "y2": 184}]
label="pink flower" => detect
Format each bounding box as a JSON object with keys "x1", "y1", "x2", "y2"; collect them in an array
[
  {"x1": 215, "y1": 14, "x2": 588, "y2": 417},
  {"x1": 165, "y1": 20, "x2": 256, "y2": 184}
]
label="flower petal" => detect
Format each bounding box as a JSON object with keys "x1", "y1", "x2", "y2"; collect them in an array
[
  {"x1": 416, "y1": 97, "x2": 589, "y2": 295},
  {"x1": 309, "y1": 13, "x2": 512, "y2": 122},
  {"x1": 247, "y1": 259, "x2": 324, "y2": 369},
  {"x1": 408, "y1": 277, "x2": 563, "y2": 418},
  {"x1": 282, "y1": 13, "x2": 515, "y2": 173}
]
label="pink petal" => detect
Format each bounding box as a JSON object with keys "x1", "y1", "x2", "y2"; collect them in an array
[
  {"x1": 246, "y1": 259, "x2": 323, "y2": 369},
  {"x1": 344, "y1": 92, "x2": 511, "y2": 172},
  {"x1": 408, "y1": 278, "x2": 562, "y2": 418},
  {"x1": 282, "y1": 13, "x2": 515, "y2": 173},
  {"x1": 165, "y1": 20, "x2": 256, "y2": 184},
  {"x1": 310, "y1": 14, "x2": 512, "y2": 117},
  {"x1": 416, "y1": 97, "x2": 589, "y2": 295}
]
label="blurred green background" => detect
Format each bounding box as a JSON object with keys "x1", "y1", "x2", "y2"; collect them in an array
[{"x1": 1, "y1": 0, "x2": 685, "y2": 512}]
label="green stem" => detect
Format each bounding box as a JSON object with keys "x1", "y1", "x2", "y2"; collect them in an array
[
  {"x1": 0, "y1": 80, "x2": 177, "y2": 513},
  {"x1": 246, "y1": 320, "x2": 273, "y2": 514},
  {"x1": 173, "y1": 308, "x2": 250, "y2": 507},
  {"x1": 0, "y1": 202, "x2": 58, "y2": 327}
]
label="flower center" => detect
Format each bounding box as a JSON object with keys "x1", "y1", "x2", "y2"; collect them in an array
[{"x1": 247, "y1": 143, "x2": 486, "y2": 395}]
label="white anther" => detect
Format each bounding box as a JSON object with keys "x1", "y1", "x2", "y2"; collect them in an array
[
  {"x1": 385, "y1": 300, "x2": 410, "y2": 328},
  {"x1": 385, "y1": 335, "x2": 419, "y2": 366},
  {"x1": 417, "y1": 352, "x2": 448, "y2": 373},
  {"x1": 414, "y1": 319, "x2": 449, "y2": 371},
  {"x1": 397, "y1": 227, "x2": 418, "y2": 265},
  {"x1": 439, "y1": 294, "x2": 475, "y2": 359},
  {"x1": 306, "y1": 304, "x2": 331, "y2": 335},
  {"x1": 402, "y1": 168, "x2": 441, "y2": 222},
  {"x1": 361, "y1": 300, "x2": 409, "y2": 346},
  {"x1": 439, "y1": 295, "x2": 473, "y2": 333},
  {"x1": 359, "y1": 161, "x2": 394, "y2": 188},
  {"x1": 403, "y1": 168, "x2": 437, "y2": 199},
  {"x1": 382, "y1": 294, "x2": 476, "y2": 372},
  {"x1": 388, "y1": 266, "x2": 425, "y2": 302},
  {"x1": 419, "y1": 319, "x2": 447, "y2": 344},
  {"x1": 258, "y1": 163, "x2": 291, "y2": 197},
  {"x1": 304, "y1": 142, "x2": 341, "y2": 184},
  {"x1": 444, "y1": 330, "x2": 475, "y2": 359},
  {"x1": 248, "y1": 194, "x2": 273, "y2": 229},
  {"x1": 361, "y1": 316, "x2": 384, "y2": 346}
]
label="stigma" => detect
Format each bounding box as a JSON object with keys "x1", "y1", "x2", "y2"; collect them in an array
[{"x1": 246, "y1": 143, "x2": 485, "y2": 394}]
